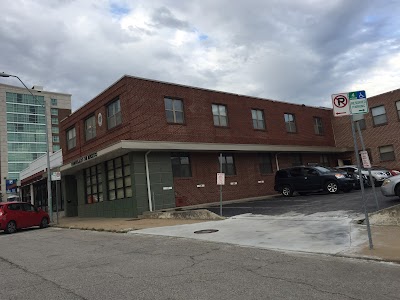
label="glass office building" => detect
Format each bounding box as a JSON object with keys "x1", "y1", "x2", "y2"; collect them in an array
[{"x1": 6, "y1": 92, "x2": 47, "y2": 179}]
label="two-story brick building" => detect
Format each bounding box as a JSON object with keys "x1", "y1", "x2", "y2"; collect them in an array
[{"x1": 60, "y1": 75, "x2": 352, "y2": 218}]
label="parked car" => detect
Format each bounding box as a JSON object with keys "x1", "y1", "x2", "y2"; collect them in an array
[
  {"x1": 381, "y1": 174, "x2": 400, "y2": 198},
  {"x1": 274, "y1": 166, "x2": 355, "y2": 197},
  {"x1": 372, "y1": 165, "x2": 400, "y2": 176},
  {"x1": 336, "y1": 165, "x2": 391, "y2": 186},
  {"x1": 336, "y1": 166, "x2": 370, "y2": 188},
  {"x1": 0, "y1": 202, "x2": 50, "y2": 234}
]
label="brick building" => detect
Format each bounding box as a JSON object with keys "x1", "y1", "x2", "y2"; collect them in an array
[
  {"x1": 332, "y1": 88, "x2": 400, "y2": 169},
  {"x1": 60, "y1": 75, "x2": 353, "y2": 218}
]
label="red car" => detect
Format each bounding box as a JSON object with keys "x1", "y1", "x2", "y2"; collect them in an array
[{"x1": 0, "y1": 202, "x2": 50, "y2": 234}]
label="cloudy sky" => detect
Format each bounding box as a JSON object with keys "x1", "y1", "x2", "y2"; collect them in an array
[{"x1": 1, "y1": 0, "x2": 399, "y2": 111}]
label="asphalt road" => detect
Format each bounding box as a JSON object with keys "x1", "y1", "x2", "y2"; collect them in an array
[
  {"x1": 1, "y1": 228, "x2": 400, "y2": 300},
  {"x1": 207, "y1": 188, "x2": 400, "y2": 217}
]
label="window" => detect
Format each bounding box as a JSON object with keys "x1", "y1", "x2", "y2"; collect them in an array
[
  {"x1": 51, "y1": 108, "x2": 58, "y2": 116},
  {"x1": 259, "y1": 154, "x2": 272, "y2": 174},
  {"x1": 290, "y1": 153, "x2": 302, "y2": 166},
  {"x1": 85, "y1": 115, "x2": 96, "y2": 141},
  {"x1": 66, "y1": 127, "x2": 76, "y2": 150},
  {"x1": 51, "y1": 98, "x2": 57, "y2": 106},
  {"x1": 106, "y1": 155, "x2": 132, "y2": 200},
  {"x1": 353, "y1": 114, "x2": 366, "y2": 130},
  {"x1": 171, "y1": 153, "x2": 192, "y2": 177},
  {"x1": 53, "y1": 145, "x2": 60, "y2": 152},
  {"x1": 218, "y1": 154, "x2": 236, "y2": 175},
  {"x1": 313, "y1": 117, "x2": 324, "y2": 135},
  {"x1": 396, "y1": 101, "x2": 400, "y2": 119},
  {"x1": 51, "y1": 117, "x2": 59, "y2": 125},
  {"x1": 251, "y1": 109, "x2": 265, "y2": 130},
  {"x1": 379, "y1": 145, "x2": 395, "y2": 161},
  {"x1": 320, "y1": 155, "x2": 329, "y2": 165},
  {"x1": 84, "y1": 164, "x2": 103, "y2": 203},
  {"x1": 284, "y1": 113, "x2": 297, "y2": 133},
  {"x1": 52, "y1": 127, "x2": 59, "y2": 134},
  {"x1": 52, "y1": 136, "x2": 59, "y2": 143},
  {"x1": 371, "y1": 105, "x2": 387, "y2": 126},
  {"x1": 107, "y1": 98, "x2": 122, "y2": 129},
  {"x1": 212, "y1": 104, "x2": 228, "y2": 127},
  {"x1": 164, "y1": 98, "x2": 184, "y2": 124}
]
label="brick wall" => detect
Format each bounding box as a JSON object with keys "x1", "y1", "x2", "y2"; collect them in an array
[
  {"x1": 61, "y1": 76, "x2": 336, "y2": 164},
  {"x1": 332, "y1": 89, "x2": 400, "y2": 170}
]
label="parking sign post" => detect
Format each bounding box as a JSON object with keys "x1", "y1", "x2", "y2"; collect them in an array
[{"x1": 217, "y1": 153, "x2": 225, "y2": 216}]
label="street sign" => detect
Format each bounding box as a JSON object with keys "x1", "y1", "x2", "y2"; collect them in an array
[
  {"x1": 51, "y1": 172, "x2": 61, "y2": 181},
  {"x1": 6, "y1": 179, "x2": 17, "y2": 193},
  {"x1": 360, "y1": 151, "x2": 372, "y2": 168},
  {"x1": 332, "y1": 93, "x2": 351, "y2": 116},
  {"x1": 332, "y1": 90, "x2": 368, "y2": 117},
  {"x1": 349, "y1": 90, "x2": 368, "y2": 115},
  {"x1": 217, "y1": 173, "x2": 225, "y2": 185}
]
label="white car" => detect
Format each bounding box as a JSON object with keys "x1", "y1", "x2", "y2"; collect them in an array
[
  {"x1": 337, "y1": 165, "x2": 391, "y2": 186},
  {"x1": 381, "y1": 174, "x2": 400, "y2": 198}
]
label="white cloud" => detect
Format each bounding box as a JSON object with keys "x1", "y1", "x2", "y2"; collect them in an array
[{"x1": 0, "y1": 0, "x2": 399, "y2": 111}]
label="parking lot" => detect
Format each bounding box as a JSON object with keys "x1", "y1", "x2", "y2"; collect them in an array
[{"x1": 206, "y1": 187, "x2": 400, "y2": 218}]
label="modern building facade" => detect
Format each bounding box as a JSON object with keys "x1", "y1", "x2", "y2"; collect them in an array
[
  {"x1": 0, "y1": 83, "x2": 71, "y2": 201},
  {"x1": 60, "y1": 75, "x2": 352, "y2": 218}
]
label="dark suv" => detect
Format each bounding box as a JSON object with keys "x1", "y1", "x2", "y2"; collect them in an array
[{"x1": 274, "y1": 166, "x2": 355, "y2": 197}]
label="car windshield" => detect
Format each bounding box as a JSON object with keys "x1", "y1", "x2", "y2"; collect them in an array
[{"x1": 313, "y1": 166, "x2": 334, "y2": 173}]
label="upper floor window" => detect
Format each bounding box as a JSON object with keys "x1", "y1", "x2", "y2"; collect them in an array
[
  {"x1": 53, "y1": 145, "x2": 60, "y2": 152},
  {"x1": 284, "y1": 113, "x2": 297, "y2": 133},
  {"x1": 51, "y1": 117, "x2": 59, "y2": 125},
  {"x1": 313, "y1": 117, "x2": 324, "y2": 135},
  {"x1": 85, "y1": 115, "x2": 96, "y2": 141},
  {"x1": 212, "y1": 104, "x2": 228, "y2": 127},
  {"x1": 52, "y1": 136, "x2": 60, "y2": 143},
  {"x1": 52, "y1": 126, "x2": 59, "y2": 134},
  {"x1": 67, "y1": 127, "x2": 76, "y2": 150},
  {"x1": 371, "y1": 105, "x2": 387, "y2": 126},
  {"x1": 396, "y1": 101, "x2": 400, "y2": 119},
  {"x1": 51, "y1": 98, "x2": 57, "y2": 106},
  {"x1": 251, "y1": 109, "x2": 265, "y2": 130},
  {"x1": 218, "y1": 153, "x2": 236, "y2": 175},
  {"x1": 107, "y1": 98, "x2": 122, "y2": 129},
  {"x1": 171, "y1": 153, "x2": 192, "y2": 177},
  {"x1": 379, "y1": 145, "x2": 395, "y2": 161},
  {"x1": 259, "y1": 154, "x2": 273, "y2": 174},
  {"x1": 164, "y1": 98, "x2": 184, "y2": 124},
  {"x1": 51, "y1": 108, "x2": 58, "y2": 116}
]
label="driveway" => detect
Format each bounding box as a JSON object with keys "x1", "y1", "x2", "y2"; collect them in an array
[{"x1": 133, "y1": 188, "x2": 400, "y2": 256}]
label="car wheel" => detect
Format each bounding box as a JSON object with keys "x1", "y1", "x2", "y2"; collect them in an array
[
  {"x1": 325, "y1": 181, "x2": 339, "y2": 194},
  {"x1": 395, "y1": 184, "x2": 400, "y2": 198},
  {"x1": 40, "y1": 217, "x2": 49, "y2": 229},
  {"x1": 5, "y1": 221, "x2": 17, "y2": 234},
  {"x1": 281, "y1": 185, "x2": 294, "y2": 197}
]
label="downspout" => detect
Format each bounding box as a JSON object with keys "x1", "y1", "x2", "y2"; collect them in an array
[
  {"x1": 275, "y1": 153, "x2": 280, "y2": 171},
  {"x1": 145, "y1": 150, "x2": 153, "y2": 212}
]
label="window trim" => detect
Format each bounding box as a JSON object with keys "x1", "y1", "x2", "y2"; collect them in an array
[
  {"x1": 378, "y1": 145, "x2": 395, "y2": 162},
  {"x1": 107, "y1": 98, "x2": 122, "y2": 130},
  {"x1": 164, "y1": 97, "x2": 185, "y2": 125},
  {"x1": 251, "y1": 108, "x2": 266, "y2": 131},
  {"x1": 84, "y1": 114, "x2": 97, "y2": 141},
  {"x1": 284, "y1": 113, "x2": 297, "y2": 133},
  {"x1": 371, "y1": 105, "x2": 388, "y2": 127},
  {"x1": 212, "y1": 103, "x2": 229, "y2": 127},
  {"x1": 313, "y1": 116, "x2": 324, "y2": 135},
  {"x1": 66, "y1": 127, "x2": 76, "y2": 150},
  {"x1": 171, "y1": 153, "x2": 192, "y2": 178}
]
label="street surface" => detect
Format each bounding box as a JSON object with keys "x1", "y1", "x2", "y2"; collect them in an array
[{"x1": 1, "y1": 228, "x2": 400, "y2": 300}]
